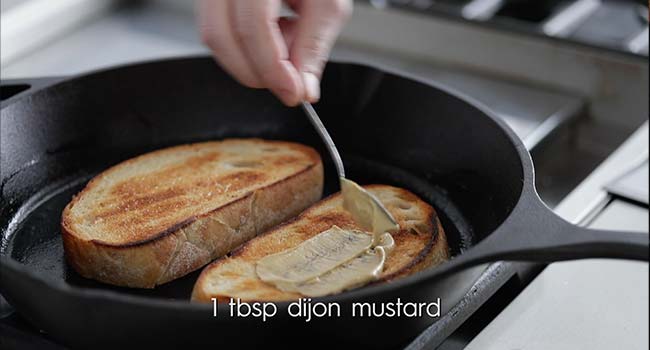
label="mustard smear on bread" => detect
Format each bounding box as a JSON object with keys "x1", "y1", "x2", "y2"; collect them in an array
[
  {"x1": 277, "y1": 244, "x2": 386, "y2": 296},
  {"x1": 255, "y1": 180, "x2": 401, "y2": 297},
  {"x1": 256, "y1": 226, "x2": 373, "y2": 284},
  {"x1": 340, "y1": 177, "x2": 399, "y2": 242},
  {"x1": 255, "y1": 227, "x2": 395, "y2": 297}
]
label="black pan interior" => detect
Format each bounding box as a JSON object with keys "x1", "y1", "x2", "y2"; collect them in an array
[{"x1": 0, "y1": 58, "x2": 524, "y2": 300}]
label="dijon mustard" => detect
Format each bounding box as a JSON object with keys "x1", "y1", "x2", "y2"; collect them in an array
[{"x1": 255, "y1": 180, "x2": 401, "y2": 297}]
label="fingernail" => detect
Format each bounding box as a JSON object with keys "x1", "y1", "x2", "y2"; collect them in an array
[{"x1": 302, "y1": 72, "x2": 320, "y2": 102}]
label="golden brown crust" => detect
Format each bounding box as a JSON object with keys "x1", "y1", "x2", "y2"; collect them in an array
[
  {"x1": 61, "y1": 139, "x2": 324, "y2": 288},
  {"x1": 191, "y1": 185, "x2": 450, "y2": 302}
]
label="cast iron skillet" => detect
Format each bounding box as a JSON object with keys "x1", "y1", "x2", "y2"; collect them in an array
[{"x1": 0, "y1": 57, "x2": 647, "y2": 349}]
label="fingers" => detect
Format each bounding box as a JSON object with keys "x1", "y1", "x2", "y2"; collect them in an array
[
  {"x1": 233, "y1": 0, "x2": 304, "y2": 106},
  {"x1": 290, "y1": 0, "x2": 352, "y2": 102},
  {"x1": 198, "y1": 0, "x2": 352, "y2": 106},
  {"x1": 197, "y1": 0, "x2": 262, "y2": 88},
  {"x1": 279, "y1": 18, "x2": 298, "y2": 49}
]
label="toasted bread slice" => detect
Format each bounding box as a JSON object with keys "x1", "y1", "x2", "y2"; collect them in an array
[
  {"x1": 61, "y1": 139, "x2": 323, "y2": 288},
  {"x1": 192, "y1": 185, "x2": 449, "y2": 302}
]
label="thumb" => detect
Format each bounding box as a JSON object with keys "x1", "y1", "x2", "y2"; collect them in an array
[{"x1": 290, "y1": 0, "x2": 352, "y2": 102}]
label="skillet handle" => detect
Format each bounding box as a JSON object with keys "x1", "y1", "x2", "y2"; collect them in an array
[{"x1": 465, "y1": 198, "x2": 649, "y2": 265}]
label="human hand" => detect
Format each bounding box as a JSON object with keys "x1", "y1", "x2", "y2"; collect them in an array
[{"x1": 198, "y1": 0, "x2": 353, "y2": 106}]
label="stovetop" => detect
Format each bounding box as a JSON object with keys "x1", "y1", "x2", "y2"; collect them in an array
[
  {"x1": 361, "y1": 0, "x2": 649, "y2": 56},
  {"x1": 2, "y1": 123, "x2": 645, "y2": 349},
  {"x1": 1, "y1": 1, "x2": 648, "y2": 348},
  {"x1": 465, "y1": 123, "x2": 649, "y2": 350}
]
